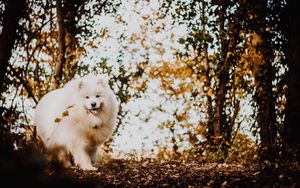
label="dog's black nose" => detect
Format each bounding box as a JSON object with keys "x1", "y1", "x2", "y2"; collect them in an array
[{"x1": 91, "y1": 102, "x2": 96, "y2": 107}]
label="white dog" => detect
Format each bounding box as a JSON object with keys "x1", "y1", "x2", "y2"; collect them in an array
[{"x1": 34, "y1": 74, "x2": 118, "y2": 170}]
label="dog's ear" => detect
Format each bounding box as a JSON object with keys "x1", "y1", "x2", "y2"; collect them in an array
[{"x1": 78, "y1": 80, "x2": 84, "y2": 90}]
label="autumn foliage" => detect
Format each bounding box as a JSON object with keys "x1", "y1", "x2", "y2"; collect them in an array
[{"x1": 0, "y1": 1, "x2": 299, "y2": 186}]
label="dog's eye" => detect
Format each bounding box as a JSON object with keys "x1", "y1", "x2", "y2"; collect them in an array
[
  {"x1": 96, "y1": 95, "x2": 100, "y2": 98},
  {"x1": 85, "y1": 96, "x2": 89, "y2": 99}
]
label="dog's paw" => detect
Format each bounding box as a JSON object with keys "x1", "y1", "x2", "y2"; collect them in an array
[{"x1": 80, "y1": 164, "x2": 98, "y2": 171}]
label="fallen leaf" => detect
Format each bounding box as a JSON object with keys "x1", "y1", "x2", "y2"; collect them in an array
[
  {"x1": 62, "y1": 110, "x2": 69, "y2": 117},
  {"x1": 54, "y1": 117, "x2": 61, "y2": 123}
]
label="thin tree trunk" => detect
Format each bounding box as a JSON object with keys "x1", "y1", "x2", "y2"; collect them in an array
[
  {"x1": 211, "y1": 4, "x2": 229, "y2": 148},
  {"x1": 0, "y1": 0, "x2": 26, "y2": 94},
  {"x1": 54, "y1": 0, "x2": 66, "y2": 87},
  {"x1": 213, "y1": 70, "x2": 228, "y2": 140},
  {"x1": 200, "y1": 0, "x2": 213, "y2": 145}
]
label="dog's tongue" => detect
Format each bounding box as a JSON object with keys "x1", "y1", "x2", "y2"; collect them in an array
[{"x1": 89, "y1": 108, "x2": 99, "y2": 114}]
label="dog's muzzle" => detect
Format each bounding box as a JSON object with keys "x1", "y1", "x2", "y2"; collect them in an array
[{"x1": 87, "y1": 103, "x2": 103, "y2": 114}]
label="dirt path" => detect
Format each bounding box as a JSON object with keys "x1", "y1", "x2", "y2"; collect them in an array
[
  {"x1": 1, "y1": 158, "x2": 299, "y2": 187},
  {"x1": 47, "y1": 159, "x2": 299, "y2": 187}
]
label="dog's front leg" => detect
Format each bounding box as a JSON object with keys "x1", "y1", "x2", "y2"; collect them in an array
[{"x1": 71, "y1": 142, "x2": 97, "y2": 171}]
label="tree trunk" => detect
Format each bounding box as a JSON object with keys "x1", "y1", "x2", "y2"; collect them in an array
[
  {"x1": 212, "y1": 69, "x2": 228, "y2": 144},
  {"x1": 54, "y1": 0, "x2": 66, "y2": 87},
  {"x1": 210, "y1": 4, "x2": 231, "y2": 151},
  {"x1": 0, "y1": 0, "x2": 26, "y2": 157},
  {"x1": 253, "y1": 50, "x2": 276, "y2": 162},
  {"x1": 63, "y1": 0, "x2": 82, "y2": 81},
  {"x1": 54, "y1": 0, "x2": 83, "y2": 86},
  {"x1": 250, "y1": 1, "x2": 277, "y2": 162},
  {"x1": 284, "y1": 0, "x2": 300, "y2": 148},
  {"x1": 0, "y1": 0, "x2": 26, "y2": 94},
  {"x1": 199, "y1": 0, "x2": 213, "y2": 145}
]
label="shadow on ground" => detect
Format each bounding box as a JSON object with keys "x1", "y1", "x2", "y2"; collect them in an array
[{"x1": 1, "y1": 153, "x2": 299, "y2": 188}]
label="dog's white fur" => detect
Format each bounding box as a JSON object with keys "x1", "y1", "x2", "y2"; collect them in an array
[{"x1": 34, "y1": 74, "x2": 118, "y2": 170}]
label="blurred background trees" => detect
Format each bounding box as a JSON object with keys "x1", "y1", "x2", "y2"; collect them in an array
[{"x1": 0, "y1": 0, "x2": 299, "y2": 164}]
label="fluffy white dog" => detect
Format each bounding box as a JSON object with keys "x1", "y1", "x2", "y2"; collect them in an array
[{"x1": 34, "y1": 74, "x2": 118, "y2": 170}]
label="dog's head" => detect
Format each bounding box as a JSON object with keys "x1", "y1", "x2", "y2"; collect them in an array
[{"x1": 77, "y1": 75, "x2": 110, "y2": 114}]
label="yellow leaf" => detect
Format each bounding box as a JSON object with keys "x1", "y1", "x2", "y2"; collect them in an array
[
  {"x1": 54, "y1": 118, "x2": 61, "y2": 123},
  {"x1": 207, "y1": 88, "x2": 213, "y2": 97},
  {"x1": 62, "y1": 110, "x2": 69, "y2": 117}
]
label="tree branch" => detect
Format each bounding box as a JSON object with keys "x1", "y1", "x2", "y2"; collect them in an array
[{"x1": 8, "y1": 64, "x2": 38, "y2": 104}]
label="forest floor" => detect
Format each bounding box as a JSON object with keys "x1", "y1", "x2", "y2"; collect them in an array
[{"x1": 2, "y1": 156, "x2": 299, "y2": 188}]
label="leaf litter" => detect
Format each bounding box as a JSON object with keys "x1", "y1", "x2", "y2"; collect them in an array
[{"x1": 42, "y1": 158, "x2": 300, "y2": 188}]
